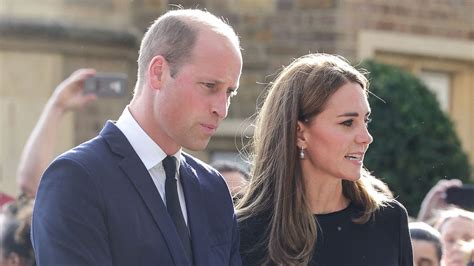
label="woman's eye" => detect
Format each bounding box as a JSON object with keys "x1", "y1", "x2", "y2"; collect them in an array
[
  {"x1": 341, "y1": 120, "x2": 353, "y2": 127},
  {"x1": 446, "y1": 237, "x2": 456, "y2": 244},
  {"x1": 462, "y1": 234, "x2": 473, "y2": 242},
  {"x1": 365, "y1": 117, "x2": 372, "y2": 125}
]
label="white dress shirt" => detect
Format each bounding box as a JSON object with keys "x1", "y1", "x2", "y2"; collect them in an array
[{"x1": 115, "y1": 106, "x2": 188, "y2": 225}]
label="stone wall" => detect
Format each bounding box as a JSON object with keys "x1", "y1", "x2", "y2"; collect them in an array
[{"x1": 0, "y1": 13, "x2": 138, "y2": 195}]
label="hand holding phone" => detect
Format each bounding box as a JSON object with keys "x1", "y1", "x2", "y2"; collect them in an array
[
  {"x1": 446, "y1": 185, "x2": 474, "y2": 210},
  {"x1": 84, "y1": 73, "x2": 128, "y2": 97}
]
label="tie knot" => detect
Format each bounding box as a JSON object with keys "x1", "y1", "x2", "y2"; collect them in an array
[{"x1": 162, "y1": 156, "x2": 177, "y2": 181}]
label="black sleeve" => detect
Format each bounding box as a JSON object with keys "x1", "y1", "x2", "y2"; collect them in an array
[
  {"x1": 230, "y1": 213, "x2": 243, "y2": 266},
  {"x1": 396, "y1": 201, "x2": 414, "y2": 266},
  {"x1": 239, "y1": 215, "x2": 269, "y2": 266}
]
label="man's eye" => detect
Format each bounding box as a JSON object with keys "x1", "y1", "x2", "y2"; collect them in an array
[
  {"x1": 203, "y1": 83, "x2": 216, "y2": 89},
  {"x1": 341, "y1": 120, "x2": 353, "y2": 127}
]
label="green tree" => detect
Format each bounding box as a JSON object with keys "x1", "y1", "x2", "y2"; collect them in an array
[{"x1": 362, "y1": 60, "x2": 472, "y2": 216}]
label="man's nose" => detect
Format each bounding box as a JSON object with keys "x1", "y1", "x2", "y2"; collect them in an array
[{"x1": 211, "y1": 92, "x2": 229, "y2": 119}]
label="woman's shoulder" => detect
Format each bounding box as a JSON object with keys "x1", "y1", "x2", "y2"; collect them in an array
[
  {"x1": 238, "y1": 211, "x2": 271, "y2": 240},
  {"x1": 379, "y1": 199, "x2": 408, "y2": 214},
  {"x1": 373, "y1": 199, "x2": 410, "y2": 224},
  {"x1": 238, "y1": 211, "x2": 271, "y2": 265},
  {"x1": 239, "y1": 207, "x2": 272, "y2": 224}
]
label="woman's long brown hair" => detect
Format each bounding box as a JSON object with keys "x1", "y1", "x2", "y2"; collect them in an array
[{"x1": 236, "y1": 53, "x2": 390, "y2": 265}]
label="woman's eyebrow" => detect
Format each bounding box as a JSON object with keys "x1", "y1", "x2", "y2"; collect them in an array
[{"x1": 337, "y1": 111, "x2": 371, "y2": 117}]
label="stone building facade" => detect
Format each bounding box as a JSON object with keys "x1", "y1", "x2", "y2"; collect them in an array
[{"x1": 1, "y1": 0, "x2": 472, "y2": 195}]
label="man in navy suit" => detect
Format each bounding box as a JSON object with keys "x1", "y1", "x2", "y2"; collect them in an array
[{"x1": 32, "y1": 9, "x2": 243, "y2": 265}]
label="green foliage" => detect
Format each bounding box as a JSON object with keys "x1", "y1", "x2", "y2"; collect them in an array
[{"x1": 362, "y1": 60, "x2": 472, "y2": 216}]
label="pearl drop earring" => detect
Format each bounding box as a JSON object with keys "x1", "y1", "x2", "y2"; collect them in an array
[{"x1": 299, "y1": 146, "x2": 305, "y2": 159}]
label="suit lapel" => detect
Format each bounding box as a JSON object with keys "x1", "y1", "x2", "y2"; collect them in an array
[
  {"x1": 180, "y1": 159, "x2": 210, "y2": 266},
  {"x1": 101, "y1": 122, "x2": 190, "y2": 266}
]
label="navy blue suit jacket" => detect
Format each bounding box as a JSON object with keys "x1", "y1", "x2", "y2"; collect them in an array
[{"x1": 32, "y1": 122, "x2": 241, "y2": 266}]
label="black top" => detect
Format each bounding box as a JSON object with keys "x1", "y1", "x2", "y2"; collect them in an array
[{"x1": 239, "y1": 200, "x2": 413, "y2": 266}]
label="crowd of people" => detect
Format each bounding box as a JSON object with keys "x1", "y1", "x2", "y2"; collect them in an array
[
  {"x1": 1, "y1": 69, "x2": 97, "y2": 266},
  {"x1": 410, "y1": 179, "x2": 474, "y2": 266},
  {"x1": 1, "y1": 8, "x2": 473, "y2": 266}
]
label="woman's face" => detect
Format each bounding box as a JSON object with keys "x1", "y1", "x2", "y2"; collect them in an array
[
  {"x1": 412, "y1": 239, "x2": 440, "y2": 266},
  {"x1": 297, "y1": 82, "x2": 373, "y2": 181},
  {"x1": 439, "y1": 216, "x2": 474, "y2": 266}
]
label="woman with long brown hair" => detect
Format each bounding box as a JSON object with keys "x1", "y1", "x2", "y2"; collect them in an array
[{"x1": 237, "y1": 53, "x2": 413, "y2": 265}]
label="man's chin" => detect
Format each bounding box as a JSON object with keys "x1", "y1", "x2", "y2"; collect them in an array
[{"x1": 183, "y1": 139, "x2": 211, "y2": 152}]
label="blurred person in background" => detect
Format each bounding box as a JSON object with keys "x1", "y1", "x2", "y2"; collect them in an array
[
  {"x1": 0, "y1": 194, "x2": 14, "y2": 209},
  {"x1": 16, "y1": 69, "x2": 97, "y2": 198},
  {"x1": 237, "y1": 53, "x2": 412, "y2": 265},
  {"x1": 211, "y1": 160, "x2": 249, "y2": 200},
  {"x1": 417, "y1": 179, "x2": 463, "y2": 223},
  {"x1": 0, "y1": 197, "x2": 35, "y2": 266},
  {"x1": 435, "y1": 208, "x2": 474, "y2": 266},
  {"x1": 409, "y1": 221, "x2": 442, "y2": 266},
  {"x1": 1, "y1": 68, "x2": 95, "y2": 264}
]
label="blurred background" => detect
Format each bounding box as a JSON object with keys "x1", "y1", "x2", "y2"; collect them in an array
[{"x1": 0, "y1": 0, "x2": 472, "y2": 216}]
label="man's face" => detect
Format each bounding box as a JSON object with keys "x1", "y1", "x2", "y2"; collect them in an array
[{"x1": 153, "y1": 30, "x2": 242, "y2": 152}]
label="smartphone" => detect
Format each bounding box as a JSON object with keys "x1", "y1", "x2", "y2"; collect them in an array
[
  {"x1": 446, "y1": 185, "x2": 474, "y2": 210},
  {"x1": 84, "y1": 73, "x2": 128, "y2": 97}
]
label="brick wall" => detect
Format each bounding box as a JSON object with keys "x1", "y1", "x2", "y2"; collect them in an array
[
  {"x1": 337, "y1": 0, "x2": 473, "y2": 59},
  {"x1": 185, "y1": 0, "x2": 472, "y2": 118}
]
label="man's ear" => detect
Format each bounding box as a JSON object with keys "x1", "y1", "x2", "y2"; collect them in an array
[
  {"x1": 296, "y1": 121, "x2": 307, "y2": 148},
  {"x1": 147, "y1": 55, "x2": 168, "y2": 90}
]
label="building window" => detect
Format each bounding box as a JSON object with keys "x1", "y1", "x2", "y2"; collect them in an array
[{"x1": 418, "y1": 70, "x2": 451, "y2": 112}]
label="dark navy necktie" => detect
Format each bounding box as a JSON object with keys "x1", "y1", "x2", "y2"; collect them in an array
[{"x1": 163, "y1": 156, "x2": 193, "y2": 263}]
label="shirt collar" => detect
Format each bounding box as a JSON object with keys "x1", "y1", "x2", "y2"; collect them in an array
[{"x1": 116, "y1": 106, "x2": 181, "y2": 170}]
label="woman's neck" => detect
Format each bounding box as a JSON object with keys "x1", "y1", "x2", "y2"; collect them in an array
[{"x1": 304, "y1": 174, "x2": 350, "y2": 214}]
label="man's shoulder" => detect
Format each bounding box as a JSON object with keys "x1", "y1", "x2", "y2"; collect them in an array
[
  {"x1": 181, "y1": 152, "x2": 221, "y2": 178},
  {"x1": 181, "y1": 152, "x2": 229, "y2": 194},
  {"x1": 58, "y1": 122, "x2": 127, "y2": 163},
  {"x1": 57, "y1": 134, "x2": 108, "y2": 163}
]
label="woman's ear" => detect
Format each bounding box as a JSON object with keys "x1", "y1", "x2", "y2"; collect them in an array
[
  {"x1": 147, "y1": 55, "x2": 168, "y2": 90},
  {"x1": 296, "y1": 121, "x2": 307, "y2": 148}
]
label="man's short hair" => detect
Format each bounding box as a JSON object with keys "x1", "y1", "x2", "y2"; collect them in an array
[{"x1": 136, "y1": 9, "x2": 240, "y2": 93}]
